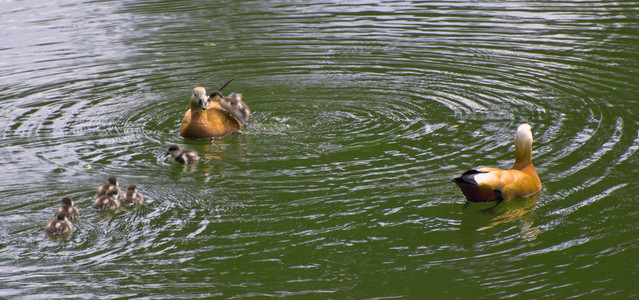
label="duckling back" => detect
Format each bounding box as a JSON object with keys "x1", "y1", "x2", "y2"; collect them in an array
[
  {"x1": 219, "y1": 92, "x2": 250, "y2": 126},
  {"x1": 93, "y1": 190, "x2": 121, "y2": 210},
  {"x1": 97, "y1": 176, "x2": 120, "y2": 197},
  {"x1": 122, "y1": 185, "x2": 144, "y2": 205},
  {"x1": 54, "y1": 197, "x2": 80, "y2": 221},
  {"x1": 45, "y1": 212, "x2": 73, "y2": 235}
]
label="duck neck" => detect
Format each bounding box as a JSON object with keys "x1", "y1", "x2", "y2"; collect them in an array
[
  {"x1": 513, "y1": 141, "x2": 532, "y2": 170},
  {"x1": 190, "y1": 105, "x2": 207, "y2": 121}
]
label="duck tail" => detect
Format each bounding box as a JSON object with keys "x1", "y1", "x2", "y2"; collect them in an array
[{"x1": 451, "y1": 169, "x2": 483, "y2": 185}]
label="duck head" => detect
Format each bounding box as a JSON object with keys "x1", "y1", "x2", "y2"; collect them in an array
[{"x1": 191, "y1": 87, "x2": 209, "y2": 110}]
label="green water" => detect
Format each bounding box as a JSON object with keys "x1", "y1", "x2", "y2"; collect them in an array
[{"x1": 1, "y1": 0, "x2": 638, "y2": 298}]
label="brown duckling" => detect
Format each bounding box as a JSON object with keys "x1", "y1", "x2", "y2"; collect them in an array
[
  {"x1": 166, "y1": 145, "x2": 199, "y2": 164},
  {"x1": 45, "y1": 212, "x2": 73, "y2": 235},
  {"x1": 93, "y1": 190, "x2": 121, "y2": 210},
  {"x1": 97, "y1": 176, "x2": 120, "y2": 197},
  {"x1": 121, "y1": 184, "x2": 144, "y2": 206},
  {"x1": 219, "y1": 92, "x2": 250, "y2": 126},
  {"x1": 54, "y1": 197, "x2": 79, "y2": 221}
]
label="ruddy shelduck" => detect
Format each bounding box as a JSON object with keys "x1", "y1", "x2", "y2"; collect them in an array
[
  {"x1": 452, "y1": 124, "x2": 542, "y2": 202},
  {"x1": 179, "y1": 81, "x2": 245, "y2": 139}
]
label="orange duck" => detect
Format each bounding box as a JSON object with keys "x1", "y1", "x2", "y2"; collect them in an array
[
  {"x1": 179, "y1": 80, "x2": 244, "y2": 139},
  {"x1": 452, "y1": 123, "x2": 542, "y2": 202}
]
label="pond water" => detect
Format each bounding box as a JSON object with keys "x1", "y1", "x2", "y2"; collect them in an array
[{"x1": 1, "y1": 0, "x2": 638, "y2": 298}]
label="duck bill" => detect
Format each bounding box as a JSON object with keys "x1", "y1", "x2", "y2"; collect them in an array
[{"x1": 198, "y1": 98, "x2": 208, "y2": 110}]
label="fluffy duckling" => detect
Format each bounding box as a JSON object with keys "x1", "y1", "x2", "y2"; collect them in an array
[
  {"x1": 452, "y1": 124, "x2": 542, "y2": 202},
  {"x1": 97, "y1": 176, "x2": 120, "y2": 197},
  {"x1": 54, "y1": 197, "x2": 79, "y2": 221},
  {"x1": 93, "y1": 190, "x2": 121, "y2": 210},
  {"x1": 219, "y1": 92, "x2": 250, "y2": 126},
  {"x1": 179, "y1": 84, "x2": 242, "y2": 139},
  {"x1": 45, "y1": 212, "x2": 73, "y2": 235},
  {"x1": 121, "y1": 184, "x2": 144, "y2": 206},
  {"x1": 207, "y1": 78, "x2": 234, "y2": 105},
  {"x1": 166, "y1": 144, "x2": 199, "y2": 164}
]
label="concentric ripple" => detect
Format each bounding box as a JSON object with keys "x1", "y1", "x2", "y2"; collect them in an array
[{"x1": 0, "y1": 0, "x2": 638, "y2": 298}]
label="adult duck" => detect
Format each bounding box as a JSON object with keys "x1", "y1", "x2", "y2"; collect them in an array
[
  {"x1": 179, "y1": 80, "x2": 244, "y2": 139},
  {"x1": 452, "y1": 123, "x2": 542, "y2": 202}
]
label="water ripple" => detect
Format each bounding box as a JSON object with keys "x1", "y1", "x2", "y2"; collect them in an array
[{"x1": 0, "y1": 0, "x2": 638, "y2": 298}]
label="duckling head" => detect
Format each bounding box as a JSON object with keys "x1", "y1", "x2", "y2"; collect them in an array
[
  {"x1": 191, "y1": 87, "x2": 209, "y2": 110},
  {"x1": 61, "y1": 197, "x2": 74, "y2": 206},
  {"x1": 209, "y1": 90, "x2": 224, "y2": 103},
  {"x1": 107, "y1": 176, "x2": 119, "y2": 186},
  {"x1": 166, "y1": 144, "x2": 182, "y2": 158},
  {"x1": 127, "y1": 184, "x2": 137, "y2": 192},
  {"x1": 207, "y1": 79, "x2": 235, "y2": 104}
]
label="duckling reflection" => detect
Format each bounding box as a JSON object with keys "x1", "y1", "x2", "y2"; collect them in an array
[
  {"x1": 166, "y1": 145, "x2": 199, "y2": 164},
  {"x1": 460, "y1": 192, "x2": 540, "y2": 241},
  {"x1": 45, "y1": 211, "x2": 73, "y2": 235},
  {"x1": 97, "y1": 176, "x2": 120, "y2": 197},
  {"x1": 121, "y1": 184, "x2": 144, "y2": 206},
  {"x1": 93, "y1": 190, "x2": 121, "y2": 210},
  {"x1": 54, "y1": 197, "x2": 79, "y2": 221}
]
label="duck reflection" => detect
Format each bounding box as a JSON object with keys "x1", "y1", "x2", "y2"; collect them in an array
[{"x1": 460, "y1": 192, "x2": 540, "y2": 241}]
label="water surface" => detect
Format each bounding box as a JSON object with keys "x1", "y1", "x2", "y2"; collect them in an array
[{"x1": 1, "y1": 0, "x2": 638, "y2": 298}]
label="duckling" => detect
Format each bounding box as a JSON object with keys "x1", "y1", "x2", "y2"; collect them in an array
[
  {"x1": 97, "y1": 176, "x2": 120, "y2": 197},
  {"x1": 452, "y1": 124, "x2": 542, "y2": 202},
  {"x1": 207, "y1": 78, "x2": 234, "y2": 105},
  {"x1": 179, "y1": 83, "x2": 242, "y2": 139},
  {"x1": 165, "y1": 144, "x2": 199, "y2": 164},
  {"x1": 54, "y1": 197, "x2": 79, "y2": 221},
  {"x1": 93, "y1": 189, "x2": 121, "y2": 210},
  {"x1": 219, "y1": 92, "x2": 250, "y2": 126},
  {"x1": 45, "y1": 212, "x2": 73, "y2": 235},
  {"x1": 121, "y1": 184, "x2": 144, "y2": 206}
]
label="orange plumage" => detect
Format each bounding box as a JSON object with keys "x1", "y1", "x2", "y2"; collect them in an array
[
  {"x1": 452, "y1": 124, "x2": 542, "y2": 202},
  {"x1": 179, "y1": 87, "x2": 242, "y2": 139}
]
